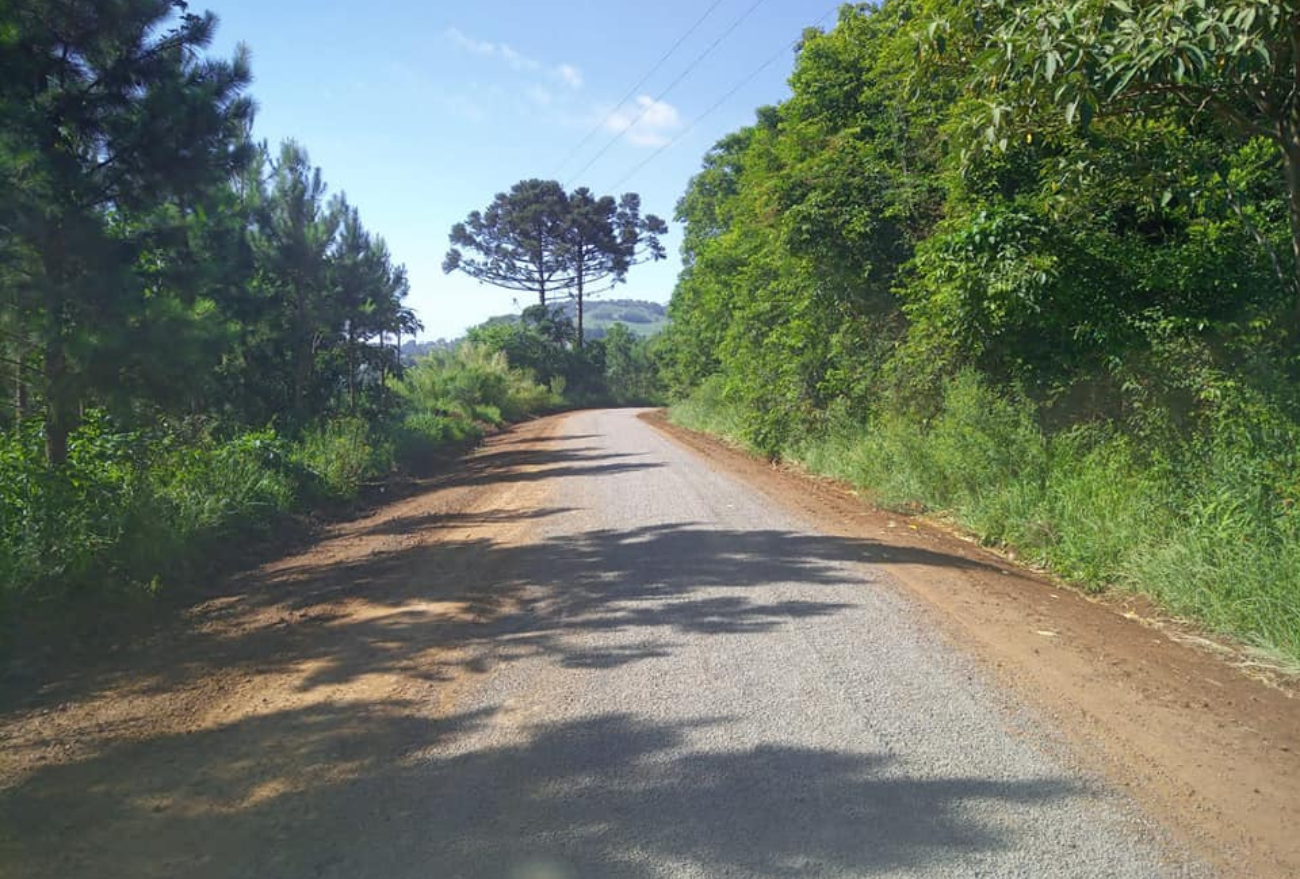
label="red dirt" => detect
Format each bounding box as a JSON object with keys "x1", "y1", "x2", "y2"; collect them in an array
[
  {"x1": 1, "y1": 410, "x2": 1296, "y2": 877},
  {"x1": 643, "y1": 410, "x2": 1300, "y2": 879}
]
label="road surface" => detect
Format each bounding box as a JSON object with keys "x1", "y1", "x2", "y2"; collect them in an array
[
  {"x1": 400, "y1": 409, "x2": 1201, "y2": 878},
  {"x1": 0, "y1": 409, "x2": 1232, "y2": 877}
]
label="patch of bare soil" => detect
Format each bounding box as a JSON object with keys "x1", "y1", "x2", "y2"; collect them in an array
[
  {"x1": 0, "y1": 416, "x2": 573, "y2": 879},
  {"x1": 643, "y1": 410, "x2": 1300, "y2": 879}
]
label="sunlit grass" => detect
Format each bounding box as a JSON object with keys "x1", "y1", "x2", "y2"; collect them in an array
[{"x1": 675, "y1": 372, "x2": 1300, "y2": 663}]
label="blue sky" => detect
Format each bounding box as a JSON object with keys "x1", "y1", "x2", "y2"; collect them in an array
[{"x1": 209, "y1": 1, "x2": 836, "y2": 340}]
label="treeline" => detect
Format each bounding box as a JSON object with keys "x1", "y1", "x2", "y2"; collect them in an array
[
  {"x1": 0, "y1": 1, "x2": 428, "y2": 632},
  {"x1": 660, "y1": 1, "x2": 1300, "y2": 659},
  {"x1": 0, "y1": 5, "x2": 667, "y2": 639}
]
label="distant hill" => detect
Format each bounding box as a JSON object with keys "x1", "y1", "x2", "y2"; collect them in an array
[
  {"x1": 556, "y1": 299, "x2": 669, "y2": 339},
  {"x1": 470, "y1": 298, "x2": 668, "y2": 342},
  {"x1": 400, "y1": 338, "x2": 455, "y2": 364},
  {"x1": 402, "y1": 300, "x2": 669, "y2": 364}
]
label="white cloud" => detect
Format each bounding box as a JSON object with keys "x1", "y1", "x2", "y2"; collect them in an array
[
  {"x1": 445, "y1": 27, "x2": 539, "y2": 72},
  {"x1": 446, "y1": 27, "x2": 582, "y2": 102},
  {"x1": 554, "y1": 64, "x2": 583, "y2": 89},
  {"x1": 604, "y1": 96, "x2": 682, "y2": 148}
]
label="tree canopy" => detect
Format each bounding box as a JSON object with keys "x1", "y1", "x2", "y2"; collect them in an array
[
  {"x1": 443, "y1": 179, "x2": 666, "y2": 345},
  {"x1": 662, "y1": 0, "x2": 1298, "y2": 452},
  {"x1": 0, "y1": 2, "x2": 419, "y2": 462},
  {"x1": 948, "y1": 0, "x2": 1300, "y2": 305},
  {"x1": 0, "y1": 0, "x2": 255, "y2": 463}
]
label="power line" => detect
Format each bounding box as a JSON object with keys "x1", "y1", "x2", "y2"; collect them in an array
[
  {"x1": 551, "y1": 0, "x2": 729, "y2": 177},
  {"x1": 565, "y1": 0, "x2": 769, "y2": 189},
  {"x1": 607, "y1": 7, "x2": 838, "y2": 193}
]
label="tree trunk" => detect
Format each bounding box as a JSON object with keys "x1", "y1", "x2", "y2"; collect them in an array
[
  {"x1": 43, "y1": 331, "x2": 73, "y2": 467},
  {"x1": 577, "y1": 282, "x2": 585, "y2": 350},
  {"x1": 1283, "y1": 130, "x2": 1300, "y2": 322},
  {"x1": 292, "y1": 283, "x2": 311, "y2": 419},
  {"x1": 14, "y1": 345, "x2": 28, "y2": 423},
  {"x1": 41, "y1": 228, "x2": 76, "y2": 466},
  {"x1": 347, "y1": 326, "x2": 357, "y2": 414}
]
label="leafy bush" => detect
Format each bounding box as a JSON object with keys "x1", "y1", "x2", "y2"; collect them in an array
[
  {"x1": 0, "y1": 416, "x2": 146, "y2": 604},
  {"x1": 155, "y1": 429, "x2": 298, "y2": 549},
  {"x1": 395, "y1": 343, "x2": 559, "y2": 426},
  {"x1": 1, "y1": 417, "x2": 302, "y2": 617},
  {"x1": 669, "y1": 375, "x2": 751, "y2": 447},
  {"x1": 291, "y1": 417, "x2": 389, "y2": 501},
  {"x1": 392, "y1": 413, "x2": 483, "y2": 474}
]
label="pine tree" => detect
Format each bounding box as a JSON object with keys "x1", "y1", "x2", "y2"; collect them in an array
[{"x1": 0, "y1": 0, "x2": 254, "y2": 463}]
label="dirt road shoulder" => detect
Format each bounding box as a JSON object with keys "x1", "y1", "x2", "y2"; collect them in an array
[{"x1": 643, "y1": 410, "x2": 1300, "y2": 879}]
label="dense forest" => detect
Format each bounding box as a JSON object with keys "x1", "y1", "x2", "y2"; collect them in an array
[
  {"x1": 0, "y1": 1, "x2": 661, "y2": 644},
  {"x1": 659, "y1": 0, "x2": 1300, "y2": 660}
]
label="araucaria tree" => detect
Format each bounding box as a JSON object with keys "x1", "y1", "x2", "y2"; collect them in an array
[
  {"x1": 443, "y1": 179, "x2": 666, "y2": 345},
  {"x1": 564, "y1": 188, "x2": 667, "y2": 346}
]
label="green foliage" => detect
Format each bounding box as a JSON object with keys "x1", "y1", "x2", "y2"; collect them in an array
[
  {"x1": 392, "y1": 414, "x2": 483, "y2": 474},
  {"x1": 662, "y1": 0, "x2": 1300, "y2": 660},
  {"x1": 667, "y1": 376, "x2": 753, "y2": 448},
  {"x1": 291, "y1": 418, "x2": 389, "y2": 502},
  {"x1": 0, "y1": 415, "x2": 300, "y2": 616},
  {"x1": 679, "y1": 373, "x2": 1300, "y2": 660},
  {"x1": 0, "y1": 5, "x2": 436, "y2": 637},
  {"x1": 396, "y1": 343, "x2": 560, "y2": 426},
  {"x1": 601, "y1": 323, "x2": 664, "y2": 405},
  {"x1": 0, "y1": 403, "x2": 498, "y2": 636}
]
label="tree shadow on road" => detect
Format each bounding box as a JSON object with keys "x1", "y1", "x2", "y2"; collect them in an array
[
  {"x1": 1, "y1": 704, "x2": 1085, "y2": 879},
  {"x1": 3, "y1": 505, "x2": 1003, "y2": 711},
  {"x1": 0, "y1": 428, "x2": 1102, "y2": 879},
  {"x1": 426, "y1": 445, "x2": 663, "y2": 490}
]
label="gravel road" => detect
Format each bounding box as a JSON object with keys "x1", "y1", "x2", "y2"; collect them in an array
[
  {"x1": 392, "y1": 409, "x2": 1202, "y2": 878},
  {"x1": 0, "y1": 408, "x2": 1215, "y2": 878}
]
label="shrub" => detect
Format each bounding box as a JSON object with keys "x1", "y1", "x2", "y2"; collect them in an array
[
  {"x1": 395, "y1": 342, "x2": 559, "y2": 426},
  {"x1": 0, "y1": 417, "x2": 300, "y2": 615},
  {"x1": 392, "y1": 413, "x2": 483, "y2": 473},
  {"x1": 291, "y1": 417, "x2": 388, "y2": 501},
  {"x1": 669, "y1": 375, "x2": 750, "y2": 446}
]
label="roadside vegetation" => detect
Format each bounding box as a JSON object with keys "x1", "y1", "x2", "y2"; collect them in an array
[
  {"x1": 0, "y1": 3, "x2": 663, "y2": 649},
  {"x1": 662, "y1": 1, "x2": 1300, "y2": 662}
]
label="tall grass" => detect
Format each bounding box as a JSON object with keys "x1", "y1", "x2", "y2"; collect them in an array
[
  {"x1": 669, "y1": 375, "x2": 754, "y2": 448},
  {"x1": 675, "y1": 371, "x2": 1300, "y2": 662},
  {"x1": 395, "y1": 343, "x2": 560, "y2": 427},
  {"x1": 0, "y1": 412, "x2": 447, "y2": 633},
  {"x1": 292, "y1": 417, "x2": 390, "y2": 501},
  {"x1": 0, "y1": 417, "x2": 303, "y2": 617}
]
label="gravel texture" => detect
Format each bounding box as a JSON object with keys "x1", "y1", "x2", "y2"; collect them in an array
[
  {"x1": 400, "y1": 409, "x2": 1204, "y2": 879},
  {"x1": 0, "y1": 409, "x2": 1214, "y2": 879}
]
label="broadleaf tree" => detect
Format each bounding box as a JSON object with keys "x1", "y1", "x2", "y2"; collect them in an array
[{"x1": 949, "y1": 0, "x2": 1300, "y2": 309}]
